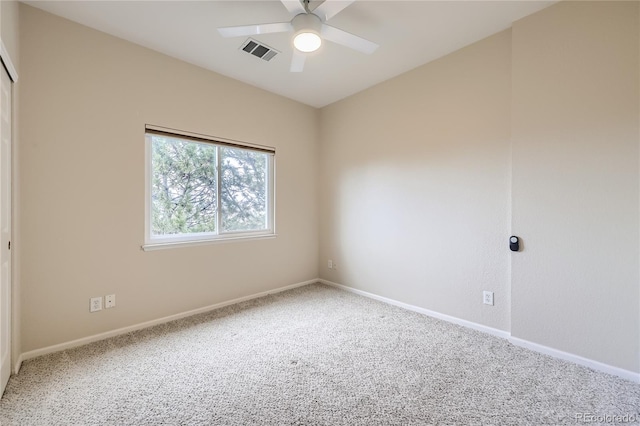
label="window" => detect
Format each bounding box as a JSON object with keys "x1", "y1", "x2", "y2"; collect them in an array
[{"x1": 144, "y1": 127, "x2": 275, "y2": 249}]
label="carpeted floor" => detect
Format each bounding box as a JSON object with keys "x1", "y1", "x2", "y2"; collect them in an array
[{"x1": 0, "y1": 283, "x2": 638, "y2": 425}]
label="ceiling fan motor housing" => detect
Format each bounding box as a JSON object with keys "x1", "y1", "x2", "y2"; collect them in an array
[{"x1": 292, "y1": 13, "x2": 322, "y2": 37}]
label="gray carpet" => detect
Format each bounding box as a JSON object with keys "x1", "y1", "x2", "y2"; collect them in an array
[{"x1": 0, "y1": 283, "x2": 638, "y2": 425}]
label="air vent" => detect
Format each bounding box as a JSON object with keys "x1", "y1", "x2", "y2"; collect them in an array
[{"x1": 240, "y1": 38, "x2": 280, "y2": 62}]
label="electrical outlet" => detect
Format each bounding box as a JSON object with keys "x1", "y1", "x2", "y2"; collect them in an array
[
  {"x1": 105, "y1": 294, "x2": 116, "y2": 309},
  {"x1": 483, "y1": 291, "x2": 494, "y2": 306},
  {"x1": 90, "y1": 297, "x2": 103, "y2": 312},
  {"x1": 333, "y1": 262, "x2": 337, "y2": 270},
  {"x1": 328, "y1": 259, "x2": 333, "y2": 269}
]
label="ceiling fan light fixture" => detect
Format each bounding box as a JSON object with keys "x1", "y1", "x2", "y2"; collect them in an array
[
  {"x1": 294, "y1": 31, "x2": 321, "y2": 52},
  {"x1": 291, "y1": 13, "x2": 323, "y2": 53}
]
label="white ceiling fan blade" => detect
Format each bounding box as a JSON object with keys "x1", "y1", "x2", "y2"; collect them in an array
[
  {"x1": 280, "y1": 0, "x2": 306, "y2": 15},
  {"x1": 218, "y1": 22, "x2": 292, "y2": 38},
  {"x1": 290, "y1": 50, "x2": 306, "y2": 72},
  {"x1": 321, "y1": 24, "x2": 379, "y2": 54},
  {"x1": 313, "y1": 0, "x2": 355, "y2": 21}
]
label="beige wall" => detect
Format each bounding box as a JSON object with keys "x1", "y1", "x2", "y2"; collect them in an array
[
  {"x1": 19, "y1": 4, "x2": 319, "y2": 352},
  {"x1": 320, "y1": 30, "x2": 512, "y2": 332},
  {"x1": 319, "y1": 1, "x2": 639, "y2": 373},
  {"x1": 511, "y1": 1, "x2": 639, "y2": 372}
]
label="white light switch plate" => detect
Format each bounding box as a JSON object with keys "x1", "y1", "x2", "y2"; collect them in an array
[{"x1": 105, "y1": 294, "x2": 116, "y2": 309}]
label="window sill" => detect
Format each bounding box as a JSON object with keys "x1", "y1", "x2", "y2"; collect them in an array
[{"x1": 141, "y1": 234, "x2": 277, "y2": 251}]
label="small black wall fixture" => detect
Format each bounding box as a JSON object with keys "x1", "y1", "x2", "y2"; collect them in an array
[{"x1": 510, "y1": 236, "x2": 520, "y2": 252}]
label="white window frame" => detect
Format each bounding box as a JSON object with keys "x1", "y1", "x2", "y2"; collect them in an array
[{"x1": 142, "y1": 126, "x2": 276, "y2": 251}]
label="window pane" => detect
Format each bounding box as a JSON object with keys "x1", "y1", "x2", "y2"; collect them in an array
[
  {"x1": 220, "y1": 147, "x2": 268, "y2": 232},
  {"x1": 151, "y1": 136, "x2": 217, "y2": 236}
]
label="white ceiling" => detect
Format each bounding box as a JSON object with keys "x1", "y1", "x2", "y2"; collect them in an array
[{"x1": 24, "y1": 1, "x2": 554, "y2": 108}]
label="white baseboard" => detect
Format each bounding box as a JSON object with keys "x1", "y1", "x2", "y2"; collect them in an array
[
  {"x1": 13, "y1": 356, "x2": 22, "y2": 375},
  {"x1": 19, "y1": 278, "x2": 318, "y2": 365},
  {"x1": 320, "y1": 279, "x2": 640, "y2": 384},
  {"x1": 509, "y1": 337, "x2": 640, "y2": 384}
]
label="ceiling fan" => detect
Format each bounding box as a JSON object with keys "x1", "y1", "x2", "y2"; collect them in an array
[{"x1": 217, "y1": 0, "x2": 379, "y2": 72}]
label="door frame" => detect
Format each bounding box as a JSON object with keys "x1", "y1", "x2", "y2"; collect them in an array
[{"x1": 0, "y1": 38, "x2": 18, "y2": 377}]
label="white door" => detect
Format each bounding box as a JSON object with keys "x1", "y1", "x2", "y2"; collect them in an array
[{"x1": 0, "y1": 65, "x2": 12, "y2": 396}]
